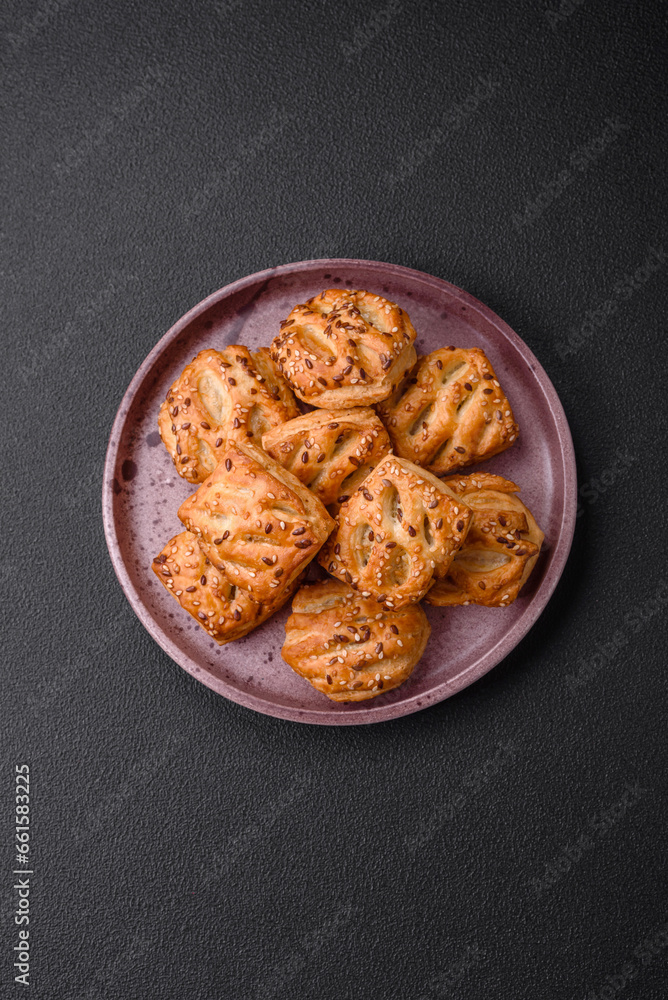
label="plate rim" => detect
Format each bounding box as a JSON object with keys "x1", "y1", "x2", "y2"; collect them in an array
[{"x1": 102, "y1": 258, "x2": 577, "y2": 725}]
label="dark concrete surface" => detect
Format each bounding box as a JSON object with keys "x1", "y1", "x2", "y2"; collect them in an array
[{"x1": 2, "y1": 0, "x2": 667, "y2": 997}]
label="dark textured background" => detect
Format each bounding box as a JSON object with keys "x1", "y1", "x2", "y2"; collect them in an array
[{"x1": 3, "y1": 0, "x2": 668, "y2": 997}]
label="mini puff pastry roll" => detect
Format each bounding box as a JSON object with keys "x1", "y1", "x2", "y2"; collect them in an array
[
  {"x1": 262, "y1": 406, "x2": 391, "y2": 511},
  {"x1": 426, "y1": 473, "x2": 543, "y2": 607},
  {"x1": 152, "y1": 531, "x2": 299, "y2": 643},
  {"x1": 177, "y1": 440, "x2": 335, "y2": 604},
  {"x1": 377, "y1": 347, "x2": 519, "y2": 475},
  {"x1": 318, "y1": 454, "x2": 472, "y2": 608},
  {"x1": 270, "y1": 289, "x2": 417, "y2": 408},
  {"x1": 158, "y1": 346, "x2": 298, "y2": 483},
  {"x1": 282, "y1": 579, "x2": 430, "y2": 701}
]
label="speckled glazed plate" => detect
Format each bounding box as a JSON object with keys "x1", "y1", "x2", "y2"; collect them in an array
[{"x1": 103, "y1": 260, "x2": 576, "y2": 725}]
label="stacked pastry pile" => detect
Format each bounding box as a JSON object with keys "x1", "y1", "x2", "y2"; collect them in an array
[{"x1": 153, "y1": 290, "x2": 543, "y2": 702}]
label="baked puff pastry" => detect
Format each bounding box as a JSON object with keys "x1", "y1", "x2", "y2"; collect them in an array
[
  {"x1": 262, "y1": 407, "x2": 391, "y2": 511},
  {"x1": 376, "y1": 347, "x2": 519, "y2": 475},
  {"x1": 177, "y1": 440, "x2": 335, "y2": 603},
  {"x1": 318, "y1": 454, "x2": 472, "y2": 608},
  {"x1": 270, "y1": 289, "x2": 417, "y2": 408},
  {"x1": 426, "y1": 474, "x2": 544, "y2": 607},
  {"x1": 152, "y1": 531, "x2": 298, "y2": 643},
  {"x1": 282, "y1": 580, "x2": 430, "y2": 701},
  {"x1": 158, "y1": 346, "x2": 298, "y2": 484}
]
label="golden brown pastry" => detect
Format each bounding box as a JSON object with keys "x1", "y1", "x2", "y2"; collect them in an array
[
  {"x1": 426, "y1": 474, "x2": 543, "y2": 607},
  {"x1": 376, "y1": 347, "x2": 519, "y2": 475},
  {"x1": 158, "y1": 346, "x2": 298, "y2": 483},
  {"x1": 262, "y1": 407, "x2": 391, "y2": 511},
  {"x1": 318, "y1": 454, "x2": 472, "y2": 608},
  {"x1": 177, "y1": 440, "x2": 335, "y2": 603},
  {"x1": 152, "y1": 531, "x2": 298, "y2": 643},
  {"x1": 282, "y1": 579, "x2": 431, "y2": 701},
  {"x1": 270, "y1": 289, "x2": 417, "y2": 408}
]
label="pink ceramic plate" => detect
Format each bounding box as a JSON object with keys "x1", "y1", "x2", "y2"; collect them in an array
[{"x1": 102, "y1": 260, "x2": 576, "y2": 725}]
